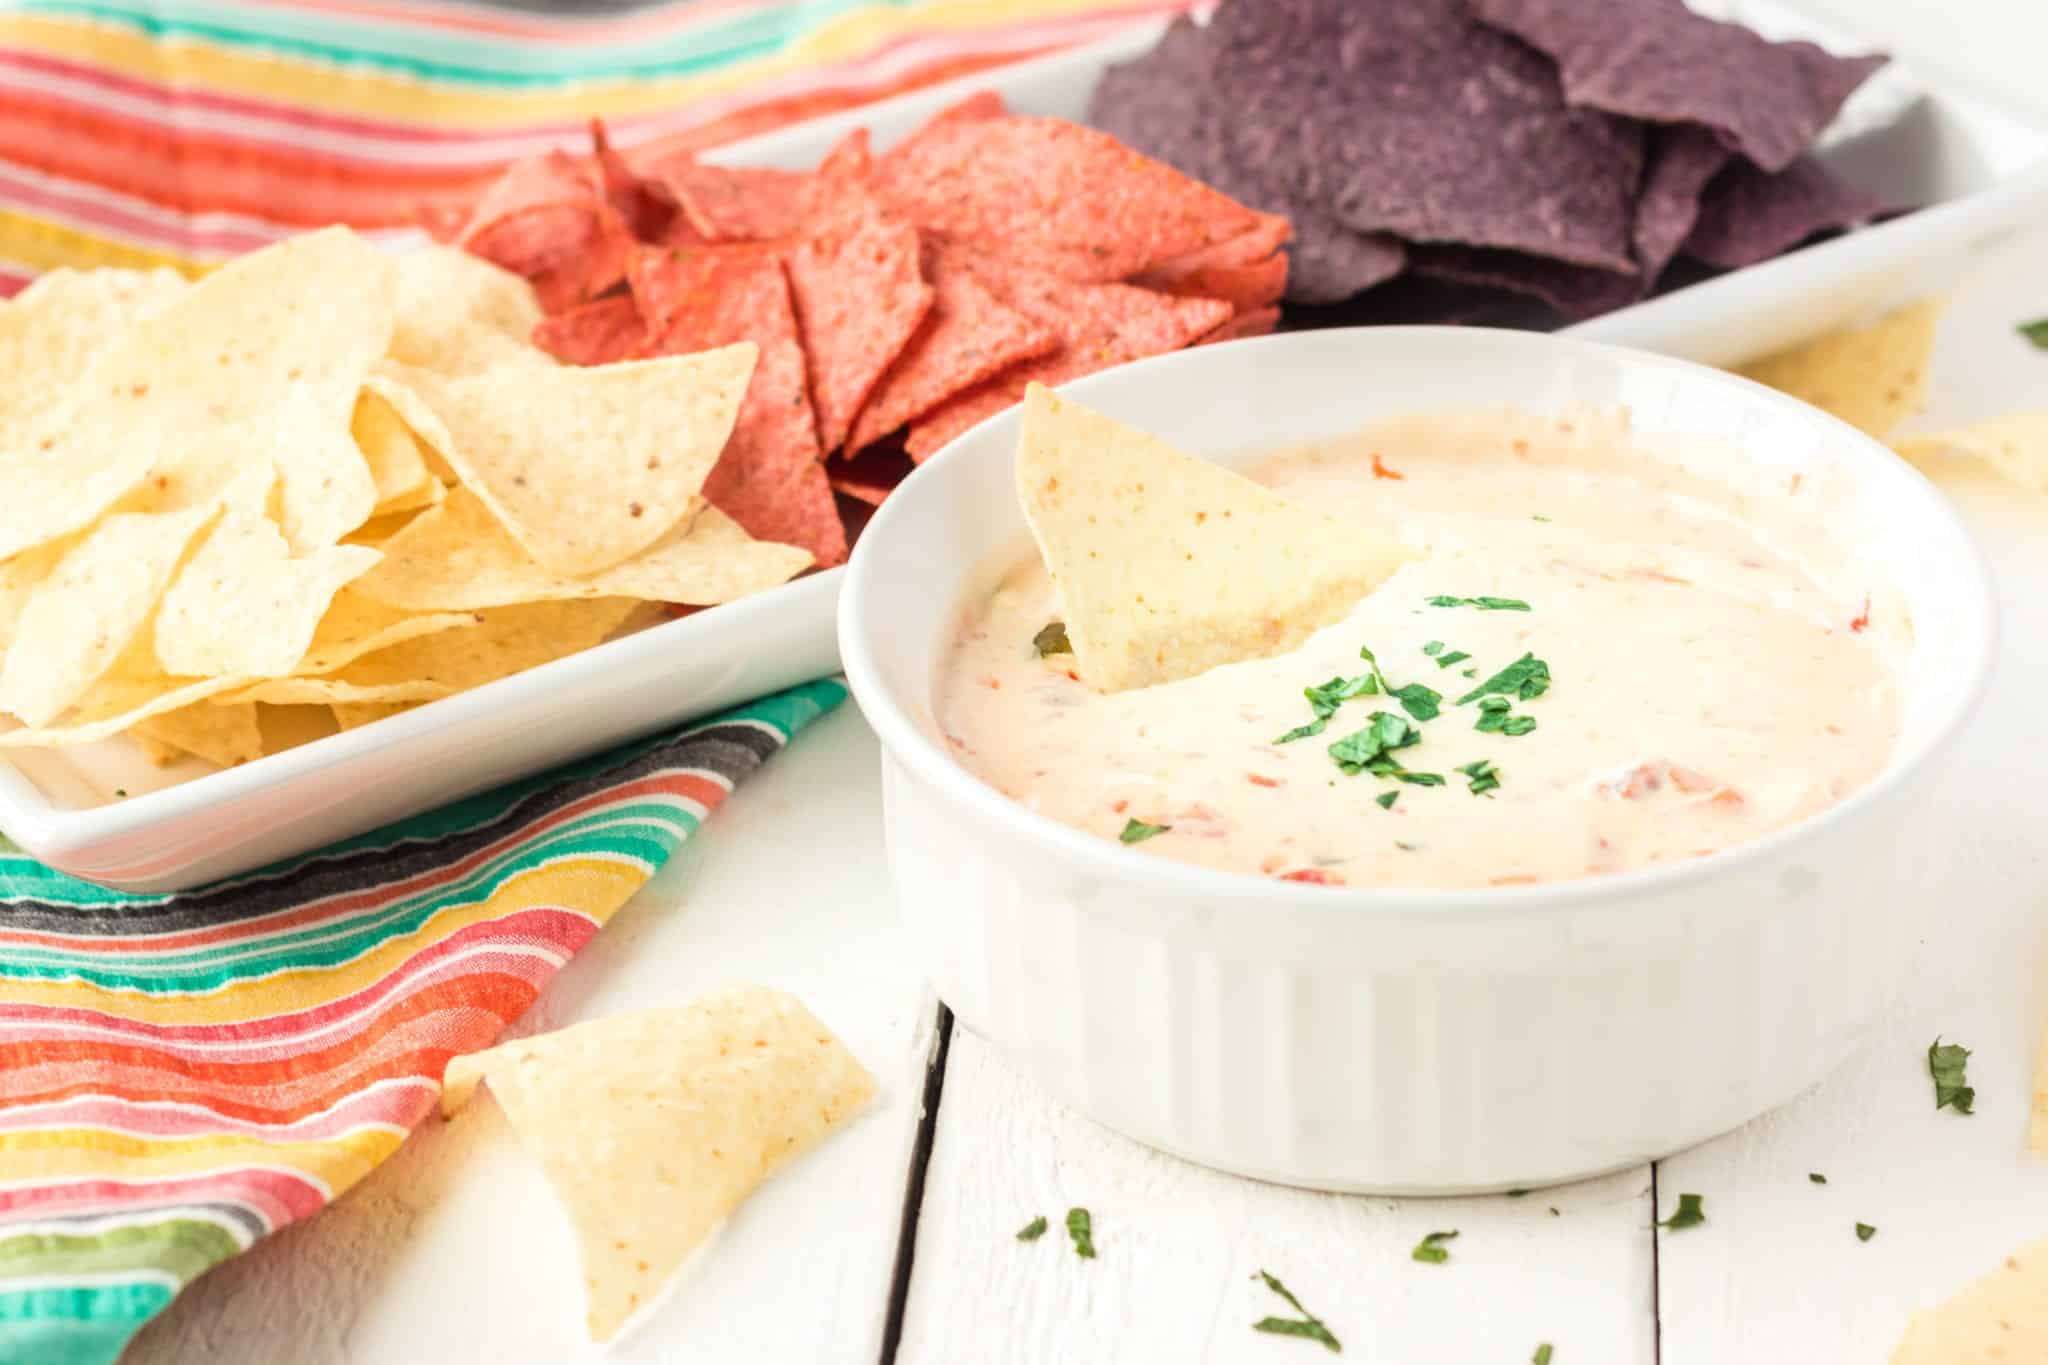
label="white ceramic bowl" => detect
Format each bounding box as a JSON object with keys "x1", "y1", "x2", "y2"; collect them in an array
[{"x1": 839, "y1": 326, "x2": 1997, "y2": 1194}]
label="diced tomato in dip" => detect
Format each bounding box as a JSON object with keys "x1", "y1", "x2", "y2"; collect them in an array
[{"x1": 937, "y1": 407, "x2": 1901, "y2": 890}]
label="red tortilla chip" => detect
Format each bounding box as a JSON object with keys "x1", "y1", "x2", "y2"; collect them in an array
[
  {"x1": 904, "y1": 267, "x2": 1231, "y2": 460},
  {"x1": 590, "y1": 118, "x2": 681, "y2": 242},
  {"x1": 827, "y1": 446, "x2": 913, "y2": 506},
  {"x1": 533, "y1": 294, "x2": 649, "y2": 367},
  {"x1": 1147, "y1": 250, "x2": 1288, "y2": 314},
  {"x1": 458, "y1": 151, "x2": 601, "y2": 279},
  {"x1": 638, "y1": 249, "x2": 845, "y2": 565},
  {"x1": 812, "y1": 129, "x2": 874, "y2": 194},
  {"x1": 527, "y1": 198, "x2": 635, "y2": 314},
  {"x1": 844, "y1": 245, "x2": 1060, "y2": 453},
  {"x1": 1198, "y1": 306, "x2": 1280, "y2": 346},
  {"x1": 786, "y1": 191, "x2": 932, "y2": 453},
  {"x1": 874, "y1": 114, "x2": 1259, "y2": 283},
  {"x1": 1134, "y1": 211, "x2": 1291, "y2": 286},
  {"x1": 656, "y1": 159, "x2": 812, "y2": 242}
]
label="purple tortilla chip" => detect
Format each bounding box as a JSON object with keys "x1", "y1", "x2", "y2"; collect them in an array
[
  {"x1": 1468, "y1": 0, "x2": 1886, "y2": 174},
  {"x1": 1184, "y1": 0, "x2": 1639, "y2": 271},
  {"x1": 1285, "y1": 273, "x2": 1560, "y2": 331},
  {"x1": 1682, "y1": 155, "x2": 1884, "y2": 268},
  {"x1": 1632, "y1": 125, "x2": 1732, "y2": 284},
  {"x1": 1410, "y1": 244, "x2": 1641, "y2": 320},
  {"x1": 1087, "y1": 12, "x2": 1405, "y2": 304}
]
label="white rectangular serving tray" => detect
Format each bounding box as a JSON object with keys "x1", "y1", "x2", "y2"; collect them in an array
[{"x1": 2, "y1": 0, "x2": 2041, "y2": 891}]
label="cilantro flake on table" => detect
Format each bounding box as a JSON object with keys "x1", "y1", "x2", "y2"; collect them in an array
[
  {"x1": 1065, "y1": 1207, "x2": 1096, "y2": 1258},
  {"x1": 1411, "y1": 1229, "x2": 1459, "y2": 1264},
  {"x1": 2019, "y1": 318, "x2": 2048, "y2": 349},
  {"x1": 1533, "y1": 1347, "x2": 1555, "y2": 1365},
  {"x1": 1251, "y1": 1270, "x2": 1342, "y2": 1353},
  {"x1": 1015, "y1": 1215, "x2": 1048, "y2": 1242},
  {"x1": 1855, "y1": 1222, "x2": 1877, "y2": 1242},
  {"x1": 1928, "y1": 1037, "x2": 1975, "y2": 1113},
  {"x1": 1808, "y1": 1173, "x2": 1827, "y2": 1185},
  {"x1": 1658, "y1": 1193, "x2": 1707, "y2": 1231}
]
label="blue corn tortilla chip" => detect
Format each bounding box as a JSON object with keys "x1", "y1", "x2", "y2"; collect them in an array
[
  {"x1": 1268, "y1": 0, "x2": 1643, "y2": 271},
  {"x1": 1632, "y1": 125, "x2": 1733, "y2": 284},
  {"x1": 1410, "y1": 245, "x2": 1640, "y2": 321},
  {"x1": 1469, "y1": 0, "x2": 1886, "y2": 174},
  {"x1": 1087, "y1": 13, "x2": 1404, "y2": 305},
  {"x1": 1682, "y1": 155, "x2": 1884, "y2": 268}
]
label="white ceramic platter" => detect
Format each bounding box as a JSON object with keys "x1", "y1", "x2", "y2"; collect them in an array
[{"x1": 2, "y1": 0, "x2": 2041, "y2": 891}]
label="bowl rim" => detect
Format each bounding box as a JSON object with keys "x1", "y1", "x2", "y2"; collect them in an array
[{"x1": 838, "y1": 324, "x2": 2000, "y2": 918}]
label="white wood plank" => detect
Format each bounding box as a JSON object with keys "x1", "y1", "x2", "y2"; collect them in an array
[
  {"x1": 1657, "y1": 232, "x2": 2048, "y2": 1363},
  {"x1": 126, "y1": 705, "x2": 939, "y2": 1365},
  {"x1": 898, "y1": 1031, "x2": 1654, "y2": 1365}
]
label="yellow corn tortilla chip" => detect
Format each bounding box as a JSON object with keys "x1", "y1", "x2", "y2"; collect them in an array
[
  {"x1": 353, "y1": 487, "x2": 811, "y2": 612},
  {"x1": 325, "y1": 598, "x2": 639, "y2": 700},
  {"x1": 0, "y1": 540, "x2": 70, "y2": 656},
  {"x1": 224, "y1": 677, "x2": 453, "y2": 707},
  {"x1": 256, "y1": 703, "x2": 339, "y2": 755},
  {"x1": 362, "y1": 371, "x2": 459, "y2": 485},
  {"x1": 331, "y1": 701, "x2": 412, "y2": 731},
  {"x1": 353, "y1": 387, "x2": 437, "y2": 514},
  {"x1": 1015, "y1": 384, "x2": 1414, "y2": 693},
  {"x1": 154, "y1": 509, "x2": 380, "y2": 678},
  {"x1": 389, "y1": 246, "x2": 546, "y2": 378},
  {"x1": 292, "y1": 591, "x2": 479, "y2": 677},
  {"x1": 0, "y1": 667, "x2": 249, "y2": 749},
  {"x1": 1734, "y1": 297, "x2": 1942, "y2": 438},
  {"x1": 440, "y1": 987, "x2": 875, "y2": 1343},
  {"x1": 0, "y1": 266, "x2": 187, "y2": 430},
  {"x1": 1895, "y1": 412, "x2": 2048, "y2": 493},
  {"x1": 392, "y1": 344, "x2": 755, "y2": 577},
  {"x1": 130, "y1": 701, "x2": 263, "y2": 769},
  {"x1": 0, "y1": 499, "x2": 222, "y2": 725},
  {"x1": 1891, "y1": 1236, "x2": 2048, "y2": 1363},
  {"x1": 0, "y1": 228, "x2": 394, "y2": 562}
]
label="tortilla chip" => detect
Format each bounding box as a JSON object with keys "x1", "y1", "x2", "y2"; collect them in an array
[
  {"x1": 905, "y1": 270, "x2": 1231, "y2": 461},
  {"x1": 533, "y1": 294, "x2": 650, "y2": 368},
  {"x1": 353, "y1": 388, "x2": 437, "y2": 514},
  {"x1": 457, "y1": 150, "x2": 603, "y2": 279},
  {"x1": 1896, "y1": 412, "x2": 2048, "y2": 493},
  {"x1": 395, "y1": 344, "x2": 755, "y2": 576},
  {"x1": 154, "y1": 508, "x2": 380, "y2": 678},
  {"x1": 1411, "y1": 244, "x2": 1641, "y2": 321},
  {"x1": 589, "y1": 119, "x2": 680, "y2": 242},
  {"x1": 1134, "y1": 209, "x2": 1292, "y2": 287},
  {"x1": 0, "y1": 665, "x2": 250, "y2": 749},
  {"x1": 1015, "y1": 385, "x2": 1412, "y2": 693},
  {"x1": 785, "y1": 191, "x2": 932, "y2": 453},
  {"x1": 1890, "y1": 1237, "x2": 2048, "y2": 1363},
  {"x1": 332, "y1": 701, "x2": 412, "y2": 732},
  {"x1": 255, "y1": 703, "x2": 338, "y2": 755},
  {"x1": 388, "y1": 246, "x2": 546, "y2": 378},
  {"x1": 657, "y1": 159, "x2": 811, "y2": 242},
  {"x1": 353, "y1": 487, "x2": 810, "y2": 612},
  {"x1": 227, "y1": 677, "x2": 454, "y2": 707},
  {"x1": 1684, "y1": 155, "x2": 1884, "y2": 269},
  {"x1": 635, "y1": 253, "x2": 847, "y2": 566},
  {"x1": 129, "y1": 701, "x2": 263, "y2": 768},
  {"x1": 844, "y1": 245, "x2": 1060, "y2": 453},
  {"x1": 1143, "y1": 249, "x2": 1289, "y2": 315},
  {"x1": 1468, "y1": 0, "x2": 1885, "y2": 174},
  {"x1": 0, "y1": 541, "x2": 67, "y2": 655},
  {"x1": 439, "y1": 986, "x2": 875, "y2": 1343},
  {"x1": 1734, "y1": 298, "x2": 1941, "y2": 438},
  {"x1": 0, "y1": 266, "x2": 187, "y2": 430},
  {"x1": 0, "y1": 499, "x2": 221, "y2": 726},
  {"x1": 293, "y1": 591, "x2": 480, "y2": 676},
  {"x1": 1634, "y1": 126, "x2": 1733, "y2": 285},
  {"x1": 1197, "y1": 306, "x2": 1281, "y2": 346},
  {"x1": 1, "y1": 227, "x2": 393, "y2": 562},
  {"x1": 828, "y1": 447, "x2": 912, "y2": 507},
  {"x1": 325, "y1": 599, "x2": 640, "y2": 698}
]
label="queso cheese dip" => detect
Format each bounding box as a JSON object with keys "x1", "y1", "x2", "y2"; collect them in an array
[{"x1": 937, "y1": 408, "x2": 1901, "y2": 889}]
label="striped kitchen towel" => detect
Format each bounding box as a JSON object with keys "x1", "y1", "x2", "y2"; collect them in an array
[
  {"x1": 0, "y1": 0, "x2": 1184, "y2": 292},
  {"x1": 0, "y1": 678, "x2": 846, "y2": 1365}
]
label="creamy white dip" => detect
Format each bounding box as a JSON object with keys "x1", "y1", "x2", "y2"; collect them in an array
[{"x1": 937, "y1": 407, "x2": 1901, "y2": 889}]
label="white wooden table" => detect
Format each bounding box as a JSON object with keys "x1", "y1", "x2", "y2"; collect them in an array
[{"x1": 127, "y1": 15, "x2": 2048, "y2": 1364}]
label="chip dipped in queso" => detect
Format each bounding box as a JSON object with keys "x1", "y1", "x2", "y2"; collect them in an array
[{"x1": 935, "y1": 388, "x2": 1900, "y2": 890}]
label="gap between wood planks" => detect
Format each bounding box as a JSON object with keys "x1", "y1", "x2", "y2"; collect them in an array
[{"x1": 879, "y1": 1003, "x2": 955, "y2": 1365}]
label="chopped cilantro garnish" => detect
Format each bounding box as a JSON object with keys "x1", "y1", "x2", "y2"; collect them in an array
[
  {"x1": 2020, "y1": 318, "x2": 2048, "y2": 349},
  {"x1": 1119, "y1": 818, "x2": 1170, "y2": 845},
  {"x1": 1658, "y1": 1194, "x2": 1706, "y2": 1231},
  {"x1": 1016, "y1": 1216, "x2": 1047, "y2": 1241},
  {"x1": 1435, "y1": 650, "x2": 1471, "y2": 669},
  {"x1": 1423, "y1": 640, "x2": 1444, "y2": 656},
  {"x1": 1251, "y1": 1271, "x2": 1341, "y2": 1353},
  {"x1": 1033, "y1": 621, "x2": 1071, "y2": 656},
  {"x1": 1358, "y1": 644, "x2": 1440, "y2": 721},
  {"x1": 1478, "y1": 697, "x2": 1512, "y2": 712},
  {"x1": 1278, "y1": 671, "x2": 1380, "y2": 743},
  {"x1": 1276, "y1": 719, "x2": 1329, "y2": 744},
  {"x1": 1066, "y1": 1207, "x2": 1096, "y2": 1258},
  {"x1": 1456, "y1": 653, "x2": 1551, "y2": 706},
  {"x1": 1855, "y1": 1222, "x2": 1877, "y2": 1242},
  {"x1": 1457, "y1": 759, "x2": 1501, "y2": 796},
  {"x1": 1461, "y1": 667, "x2": 1477, "y2": 678},
  {"x1": 1808, "y1": 1173, "x2": 1827, "y2": 1185},
  {"x1": 1328, "y1": 711, "x2": 1419, "y2": 775},
  {"x1": 1533, "y1": 1347, "x2": 1554, "y2": 1365},
  {"x1": 1928, "y1": 1037, "x2": 1975, "y2": 1114},
  {"x1": 1427, "y1": 595, "x2": 1533, "y2": 612},
  {"x1": 1376, "y1": 791, "x2": 1399, "y2": 810},
  {"x1": 1391, "y1": 769, "x2": 1445, "y2": 786},
  {"x1": 1501, "y1": 715, "x2": 1537, "y2": 736},
  {"x1": 1411, "y1": 1230, "x2": 1459, "y2": 1264}
]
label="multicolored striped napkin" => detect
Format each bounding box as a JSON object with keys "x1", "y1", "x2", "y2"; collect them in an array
[{"x1": 0, "y1": 679, "x2": 845, "y2": 1364}]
